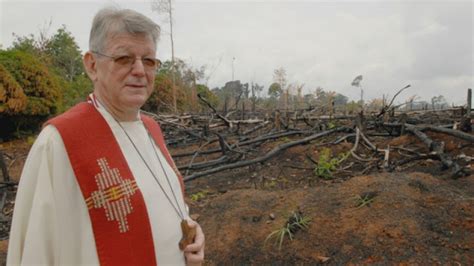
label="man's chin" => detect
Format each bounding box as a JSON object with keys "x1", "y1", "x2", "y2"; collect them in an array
[{"x1": 123, "y1": 96, "x2": 148, "y2": 109}]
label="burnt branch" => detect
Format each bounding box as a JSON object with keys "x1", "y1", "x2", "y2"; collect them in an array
[{"x1": 183, "y1": 127, "x2": 352, "y2": 181}]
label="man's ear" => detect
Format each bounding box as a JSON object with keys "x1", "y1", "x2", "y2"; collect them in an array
[{"x1": 83, "y1": 51, "x2": 98, "y2": 82}]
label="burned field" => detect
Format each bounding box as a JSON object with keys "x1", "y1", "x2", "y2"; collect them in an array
[
  {"x1": 0, "y1": 104, "x2": 473, "y2": 264},
  {"x1": 162, "y1": 103, "x2": 473, "y2": 265}
]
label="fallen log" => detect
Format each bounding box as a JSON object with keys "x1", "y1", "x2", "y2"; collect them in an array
[
  {"x1": 420, "y1": 125, "x2": 474, "y2": 143},
  {"x1": 180, "y1": 155, "x2": 232, "y2": 171},
  {"x1": 183, "y1": 127, "x2": 352, "y2": 181},
  {"x1": 404, "y1": 125, "x2": 466, "y2": 177},
  {"x1": 350, "y1": 128, "x2": 372, "y2": 162},
  {"x1": 241, "y1": 121, "x2": 271, "y2": 136},
  {"x1": 173, "y1": 130, "x2": 310, "y2": 158},
  {"x1": 383, "y1": 123, "x2": 474, "y2": 143}
]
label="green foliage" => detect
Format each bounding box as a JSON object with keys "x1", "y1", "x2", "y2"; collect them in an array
[
  {"x1": 9, "y1": 26, "x2": 89, "y2": 111},
  {"x1": 10, "y1": 33, "x2": 52, "y2": 66},
  {"x1": 63, "y1": 74, "x2": 92, "y2": 109},
  {"x1": 327, "y1": 121, "x2": 336, "y2": 129},
  {"x1": 345, "y1": 100, "x2": 360, "y2": 114},
  {"x1": 45, "y1": 26, "x2": 85, "y2": 81},
  {"x1": 0, "y1": 50, "x2": 63, "y2": 140},
  {"x1": 143, "y1": 59, "x2": 213, "y2": 113},
  {"x1": 144, "y1": 72, "x2": 181, "y2": 113},
  {"x1": 265, "y1": 223, "x2": 294, "y2": 250},
  {"x1": 268, "y1": 82, "x2": 282, "y2": 98},
  {"x1": 212, "y1": 80, "x2": 248, "y2": 112},
  {"x1": 313, "y1": 148, "x2": 349, "y2": 179},
  {"x1": 0, "y1": 50, "x2": 62, "y2": 116},
  {"x1": 196, "y1": 84, "x2": 219, "y2": 111},
  {"x1": 190, "y1": 190, "x2": 208, "y2": 202},
  {"x1": 265, "y1": 211, "x2": 311, "y2": 250},
  {"x1": 11, "y1": 34, "x2": 42, "y2": 56},
  {"x1": 26, "y1": 135, "x2": 36, "y2": 146},
  {"x1": 333, "y1": 93, "x2": 349, "y2": 106}
]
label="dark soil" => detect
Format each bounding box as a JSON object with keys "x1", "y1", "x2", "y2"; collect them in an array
[
  {"x1": 1, "y1": 130, "x2": 473, "y2": 265},
  {"x1": 189, "y1": 172, "x2": 474, "y2": 265}
]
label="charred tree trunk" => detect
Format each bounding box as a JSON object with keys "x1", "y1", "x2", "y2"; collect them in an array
[{"x1": 0, "y1": 150, "x2": 9, "y2": 182}]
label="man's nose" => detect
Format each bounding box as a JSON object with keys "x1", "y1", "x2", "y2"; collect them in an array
[{"x1": 130, "y1": 59, "x2": 146, "y2": 76}]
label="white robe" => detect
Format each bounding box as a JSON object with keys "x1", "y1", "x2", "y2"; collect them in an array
[{"x1": 7, "y1": 103, "x2": 188, "y2": 266}]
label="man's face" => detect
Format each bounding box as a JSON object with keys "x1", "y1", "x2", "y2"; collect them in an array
[{"x1": 92, "y1": 33, "x2": 157, "y2": 112}]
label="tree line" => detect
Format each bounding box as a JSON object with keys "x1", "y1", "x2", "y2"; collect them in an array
[{"x1": 0, "y1": 25, "x2": 450, "y2": 141}]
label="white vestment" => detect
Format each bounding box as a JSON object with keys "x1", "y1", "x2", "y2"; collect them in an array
[{"x1": 7, "y1": 102, "x2": 188, "y2": 266}]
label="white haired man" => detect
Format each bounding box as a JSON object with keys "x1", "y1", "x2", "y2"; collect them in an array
[{"x1": 7, "y1": 7, "x2": 204, "y2": 265}]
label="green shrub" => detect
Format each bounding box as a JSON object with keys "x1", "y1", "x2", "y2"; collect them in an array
[
  {"x1": 0, "y1": 50, "x2": 62, "y2": 116},
  {"x1": 0, "y1": 64, "x2": 27, "y2": 114},
  {"x1": 0, "y1": 50, "x2": 63, "y2": 140},
  {"x1": 314, "y1": 148, "x2": 349, "y2": 179}
]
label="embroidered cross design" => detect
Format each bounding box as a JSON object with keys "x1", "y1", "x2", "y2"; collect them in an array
[{"x1": 85, "y1": 158, "x2": 138, "y2": 233}]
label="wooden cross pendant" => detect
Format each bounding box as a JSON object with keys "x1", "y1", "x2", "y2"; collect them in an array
[{"x1": 179, "y1": 219, "x2": 197, "y2": 250}]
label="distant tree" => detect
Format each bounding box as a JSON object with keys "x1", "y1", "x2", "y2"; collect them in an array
[
  {"x1": 268, "y1": 82, "x2": 282, "y2": 98},
  {"x1": 250, "y1": 82, "x2": 263, "y2": 111},
  {"x1": 146, "y1": 58, "x2": 209, "y2": 113},
  {"x1": 351, "y1": 75, "x2": 364, "y2": 105},
  {"x1": 211, "y1": 80, "x2": 247, "y2": 113},
  {"x1": 144, "y1": 71, "x2": 175, "y2": 113},
  {"x1": 431, "y1": 95, "x2": 448, "y2": 110},
  {"x1": 10, "y1": 26, "x2": 91, "y2": 109},
  {"x1": 333, "y1": 93, "x2": 348, "y2": 106},
  {"x1": 273, "y1": 67, "x2": 287, "y2": 109},
  {"x1": 46, "y1": 26, "x2": 91, "y2": 108},
  {"x1": 303, "y1": 93, "x2": 316, "y2": 108},
  {"x1": 273, "y1": 67, "x2": 287, "y2": 90},
  {"x1": 295, "y1": 83, "x2": 304, "y2": 109},
  {"x1": 345, "y1": 100, "x2": 360, "y2": 115},
  {"x1": 10, "y1": 19, "x2": 52, "y2": 62},
  {"x1": 367, "y1": 98, "x2": 385, "y2": 112},
  {"x1": 225, "y1": 80, "x2": 245, "y2": 111},
  {"x1": 10, "y1": 34, "x2": 39, "y2": 54},
  {"x1": 45, "y1": 26, "x2": 84, "y2": 81},
  {"x1": 10, "y1": 33, "x2": 52, "y2": 65},
  {"x1": 310, "y1": 87, "x2": 348, "y2": 113},
  {"x1": 152, "y1": 0, "x2": 178, "y2": 112},
  {"x1": 196, "y1": 84, "x2": 219, "y2": 112}
]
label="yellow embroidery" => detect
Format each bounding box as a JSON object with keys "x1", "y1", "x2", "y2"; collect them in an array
[{"x1": 85, "y1": 158, "x2": 138, "y2": 233}]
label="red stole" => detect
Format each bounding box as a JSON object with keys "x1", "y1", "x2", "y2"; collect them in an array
[{"x1": 47, "y1": 102, "x2": 184, "y2": 266}]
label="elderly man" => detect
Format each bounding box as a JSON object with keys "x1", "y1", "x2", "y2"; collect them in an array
[{"x1": 7, "y1": 7, "x2": 204, "y2": 266}]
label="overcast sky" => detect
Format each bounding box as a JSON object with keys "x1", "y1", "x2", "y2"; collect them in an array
[{"x1": 1, "y1": 0, "x2": 472, "y2": 105}]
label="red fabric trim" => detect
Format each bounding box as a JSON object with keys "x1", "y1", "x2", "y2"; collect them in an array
[
  {"x1": 47, "y1": 103, "x2": 157, "y2": 266},
  {"x1": 141, "y1": 115, "x2": 185, "y2": 195}
]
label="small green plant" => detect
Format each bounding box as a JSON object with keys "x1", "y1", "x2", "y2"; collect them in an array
[
  {"x1": 265, "y1": 211, "x2": 311, "y2": 250},
  {"x1": 26, "y1": 135, "x2": 36, "y2": 146},
  {"x1": 313, "y1": 148, "x2": 349, "y2": 179},
  {"x1": 267, "y1": 178, "x2": 277, "y2": 189},
  {"x1": 327, "y1": 121, "x2": 336, "y2": 129},
  {"x1": 190, "y1": 190, "x2": 208, "y2": 202},
  {"x1": 354, "y1": 191, "x2": 378, "y2": 209}
]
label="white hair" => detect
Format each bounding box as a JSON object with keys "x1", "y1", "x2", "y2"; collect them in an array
[{"x1": 89, "y1": 7, "x2": 160, "y2": 52}]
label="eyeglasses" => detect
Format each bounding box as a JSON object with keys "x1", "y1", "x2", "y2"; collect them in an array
[{"x1": 92, "y1": 51, "x2": 162, "y2": 70}]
